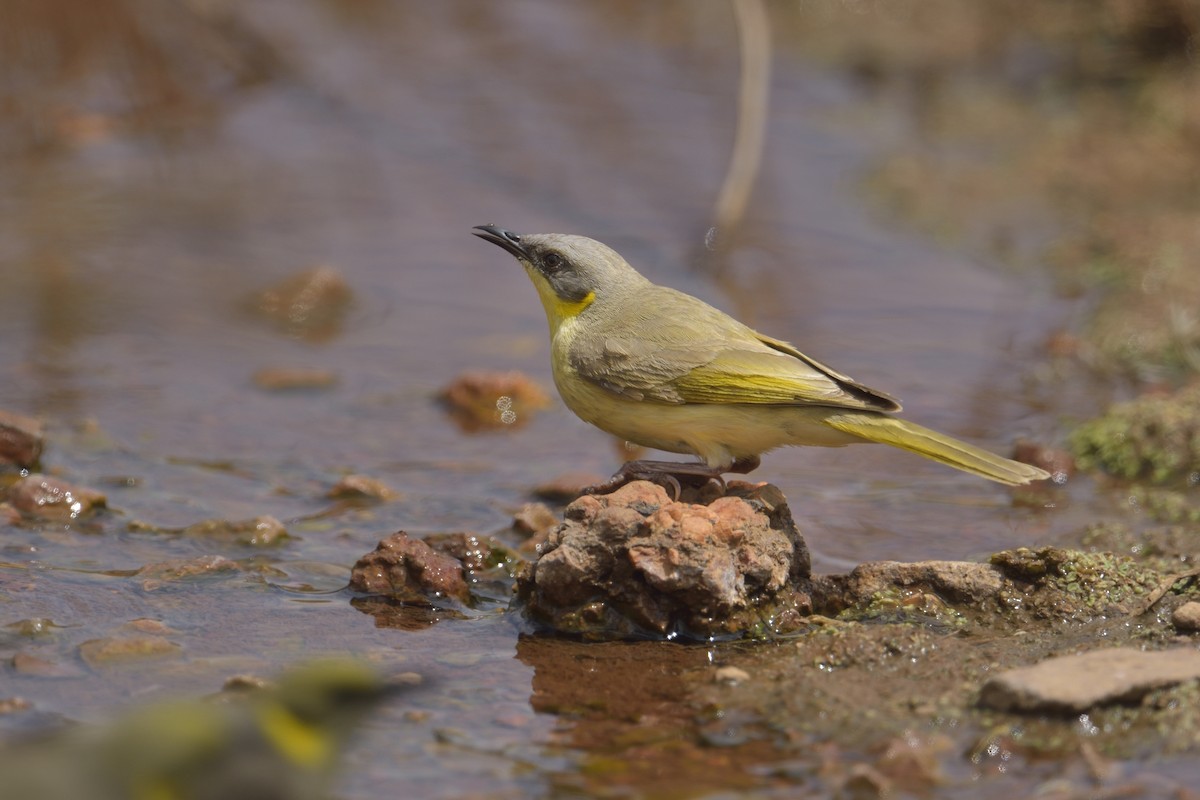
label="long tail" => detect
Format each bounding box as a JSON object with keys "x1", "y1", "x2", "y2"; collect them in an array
[{"x1": 823, "y1": 413, "x2": 1050, "y2": 486}]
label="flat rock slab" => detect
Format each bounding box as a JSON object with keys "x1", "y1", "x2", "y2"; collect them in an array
[{"x1": 979, "y1": 647, "x2": 1200, "y2": 713}]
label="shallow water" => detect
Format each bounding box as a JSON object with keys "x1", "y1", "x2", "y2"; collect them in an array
[{"x1": 1, "y1": 2, "x2": 1186, "y2": 797}]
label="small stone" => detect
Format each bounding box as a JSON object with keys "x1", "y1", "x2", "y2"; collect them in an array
[
  {"x1": 250, "y1": 265, "x2": 353, "y2": 341},
  {"x1": 839, "y1": 763, "x2": 891, "y2": 800},
  {"x1": 420, "y1": 532, "x2": 516, "y2": 577},
  {"x1": 512, "y1": 502, "x2": 558, "y2": 538},
  {"x1": 11, "y1": 652, "x2": 81, "y2": 678},
  {"x1": 349, "y1": 532, "x2": 471, "y2": 604},
  {"x1": 252, "y1": 367, "x2": 338, "y2": 391},
  {"x1": 122, "y1": 618, "x2": 174, "y2": 635},
  {"x1": 1012, "y1": 439, "x2": 1074, "y2": 482},
  {"x1": 979, "y1": 647, "x2": 1200, "y2": 713},
  {"x1": 1172, "y1": 601, "x2": 1200, "y2": 632},
  {"x1": 222, "y1": 674, "x2": 272, "y2": 693},
  {"x1": 437, "y1": 371, "x2": 551, "y2": 432},
  {"x1": 328, "y1": 474, "x2": 397, "y2": 502},
  {"x1": 5, "y1": 618, "x2": 58, "y2": 637},
  {"x1": 530, "y1": 472, "x2": 605, "y2": 503},
  {"x1": 0, "y1": 410, "x2": 43, "y2": 469},
  {"x1": 714, "y1": 666, "x2": 750, "y2": 684},
  {"x1": 78, "y1": 635, "x2": 182, "y2": 668},
  {"x1": 5, "y1": 474, "x2": 106, "y2": 520},
  {"x1": 179, "y1": 516, "x2": 288, "y2": 546},
  {"x1": 0, "y1": 697, "x2": 32, "y2": 714},
  {"x1": 134, "y1": 555, "x2": 241, "y2": 591}
]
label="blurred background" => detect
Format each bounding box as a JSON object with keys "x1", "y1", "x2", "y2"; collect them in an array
[{"x1": 1, "y1": 1, "x2": 1198, "y2": 797}]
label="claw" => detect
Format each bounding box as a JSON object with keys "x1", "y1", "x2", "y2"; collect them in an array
[{"x1": 582, "y1": 457, "x2": 759, "y2": 500}]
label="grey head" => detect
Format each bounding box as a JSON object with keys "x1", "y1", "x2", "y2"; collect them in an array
[{"x1": 472, "y1": 225, "x2": 649, "y2": 305}]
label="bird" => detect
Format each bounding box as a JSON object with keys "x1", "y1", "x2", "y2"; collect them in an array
[
  {"x1": 472, "y1": 225, "x2": 1049, "y2": 495},
  {"x1": 0, "y1": 659, "x2": 406, "y2": 800}
]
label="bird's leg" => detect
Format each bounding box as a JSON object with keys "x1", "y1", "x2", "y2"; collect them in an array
[{"x1": 582, "y1": 459, "x2": 730, "y2": 500}]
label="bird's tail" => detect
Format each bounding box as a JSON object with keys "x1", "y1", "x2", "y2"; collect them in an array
[{"x1": 823, "y1": 413, "x2": 1050, "y2": 486}]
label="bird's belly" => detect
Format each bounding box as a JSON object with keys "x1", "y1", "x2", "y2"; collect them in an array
[{"x1": 552, "y1": 366, "x2": 860, "y2": 467}]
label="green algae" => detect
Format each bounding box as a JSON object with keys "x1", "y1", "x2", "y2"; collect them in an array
[{"x1": 1070, "y1": 384, "x2": 1200, "y2": 484}]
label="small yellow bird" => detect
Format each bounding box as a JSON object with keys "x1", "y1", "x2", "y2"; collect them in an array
[
  {"x1": 473, "y1": 225, "x2": 1049, "y2": 493},
  {"x1": 0, "y1": 659, "x2": 400, "y2": 800}
]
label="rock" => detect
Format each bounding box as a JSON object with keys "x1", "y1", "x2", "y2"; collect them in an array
[
  {"x1": 811, "y1": 560, "x2": 1004, "y2": 616},
  {"x1": 0, "y1": 697, "x2": 31, "y2": 715},
  {"x1": 128, "y1": 517, "x2": 288, "y2": 546},
  {"x1": 250, "y1": 265, "x2": 353, "y2": 341},
  {"x1": 512, "y1": 502, "x2": 558, "y2": 547},
  {"x1": 515, "y1": 480, "x2": 811, "y2": 639},
  {"x1": 530, "y1": 472, "x2": 605, "y2": 503},
  {"x1": 437, "y1": 370, "x2": 550, "y2": 432},
  {"x1": 1172, "y1": 601, "x2": 1200, "y2": 632},
  {"x1": 12, "y1": 652, "x2": 83, "y2": 678},
  {"x1": 327, "y1": 474, "x2": 397, "y2": 502},
  {"x1": 5, "y1": 474, "x2": 106, "y2": 520},
  {"x1": 78, "y1": 635, "x2": 182, "y2": 668},
  {"x1": 0, "y1": 410, "x2": 43, "y2": 469},
  {"x1": 134, "y1": 555, "x2": 241, "y2": 591},
  {"x1": 839, "y1": 763, "x2": 891, "y2": 800},
  {"x1": 420, "y1": 531, "x2": 518, "y2": 577},
  {"x1": 252, "y1": 367, "x2": 338, "y2": 391},
  {"x1": 714, "y1": 666, "x2": 750, "y2": 684},
  {"x1": 1011, "y1": 439, "x2": 1074, "y2": 482},
  {"x1": 179, "y1": 515, "x2": 289, "y2": 546},
  {"x1": 349, "y1": 532, "x2": 471, "y2": 605},
  {"x1": 978, "y1": 647, "x2": 1200, "y2": 713}
]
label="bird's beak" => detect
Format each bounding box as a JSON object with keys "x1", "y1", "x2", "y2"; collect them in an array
[{"x1": 473, "y1": 225, "x2": 528, "y2": 259}]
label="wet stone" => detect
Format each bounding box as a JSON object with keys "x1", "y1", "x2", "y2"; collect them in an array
[
  {"x1": 350, "y1": 531, "x2": 471, "y2": 605},
  {"x1": 420, "y1": 531, "x2": 518, "y2": 578},
  {"x1": 512, "y1": 502, "x2": 558, "y2": 550},
  {"x1": 134, "y1": 555, "x2": 241, "y2": 591},
  {"x1": 11, "y1": 651, "x2": 83, "y2": 678},
  {"x1": 5, "y1": 474, "x2": 106, "y2": 520},
  {"x1": 0, "y1": 410, "x2": 43, "y2": 469},
  {"x1": 179, "y1": 515, "x2": 289, "y2": 546},
  {"x1": 978, "y1": 647, "x2": 1200, "y2": 713},
  {"x1": 328, "y1": 474, "x2": 398, "y2": 502},
  {"x1": 1172, "y1": 601, "x2": 1200, "y2": 632},
  {"x1": 515, "y1": 480, "x2": 811, "y2": 640},
  {"x1": 250, "y1": 265, "x2": 353, "y2": 341},
  {"x1": 78, "y1": 635, "x2": 182, "y2": 668},
  {"x1": 437, "y1": 370, "x2": 551, "y2": 432},
  {"x1": 530, "y1": 472, "x2": 606, "y2": 503},
  {"x1": 252, "y1": 367, "x2": 338, "y2": 391}
]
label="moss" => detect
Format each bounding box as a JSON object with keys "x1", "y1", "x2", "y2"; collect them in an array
[
  {"x1": 1069, "y1": 384, "x2": 1200, "y2": 483},
  {"x1": 991, "y1": 547, "x2": 1163, "y2": 618}
]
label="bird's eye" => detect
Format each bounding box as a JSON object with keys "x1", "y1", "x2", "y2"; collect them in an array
[{"x1": 542, "y1": 252, "x2": 564, "y2": 272}]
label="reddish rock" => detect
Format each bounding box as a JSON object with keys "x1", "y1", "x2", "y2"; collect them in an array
[
  {"x1": 1011, "y1": 439, "x2": 1074, "y2": 482},
  {"x1": 420, "y1": 532, "x2": 517, "y2": 578},
  {"x1": 250, "y1": 265, "x2": 353, "y2": 341},
  {"x1": 5, "y1": 474, "x2": 106, "y2": 520},
  {"x1": 350, "y1": 532, "x2": 471, "y2": 605},
  {"x1": 0, "y1": 410, "x2": 43, "y2": 469},
  {"x1": 437, "y1": 370, "x2": 550, "y2": 432},
  {"x1": 516, "y1": 480, "x2": 811, "y2": 639}
]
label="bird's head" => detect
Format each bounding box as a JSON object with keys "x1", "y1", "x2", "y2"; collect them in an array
[{"x1": 473, "y1": 225, "x2": 648, "y2": 330}]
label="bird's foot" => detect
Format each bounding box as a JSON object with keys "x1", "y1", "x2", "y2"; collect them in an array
[{"x1": 582, "y1": 456, "x2": 761, "y2": 501}]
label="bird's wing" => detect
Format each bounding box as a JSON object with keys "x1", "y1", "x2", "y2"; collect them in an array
[{"x1": 568, "y1": 288, "x2": 900, "y2": 411}]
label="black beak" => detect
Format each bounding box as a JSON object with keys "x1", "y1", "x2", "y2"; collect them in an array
[{"x1": 472, "y1": 225, "x2": 528, "y2": 259}]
